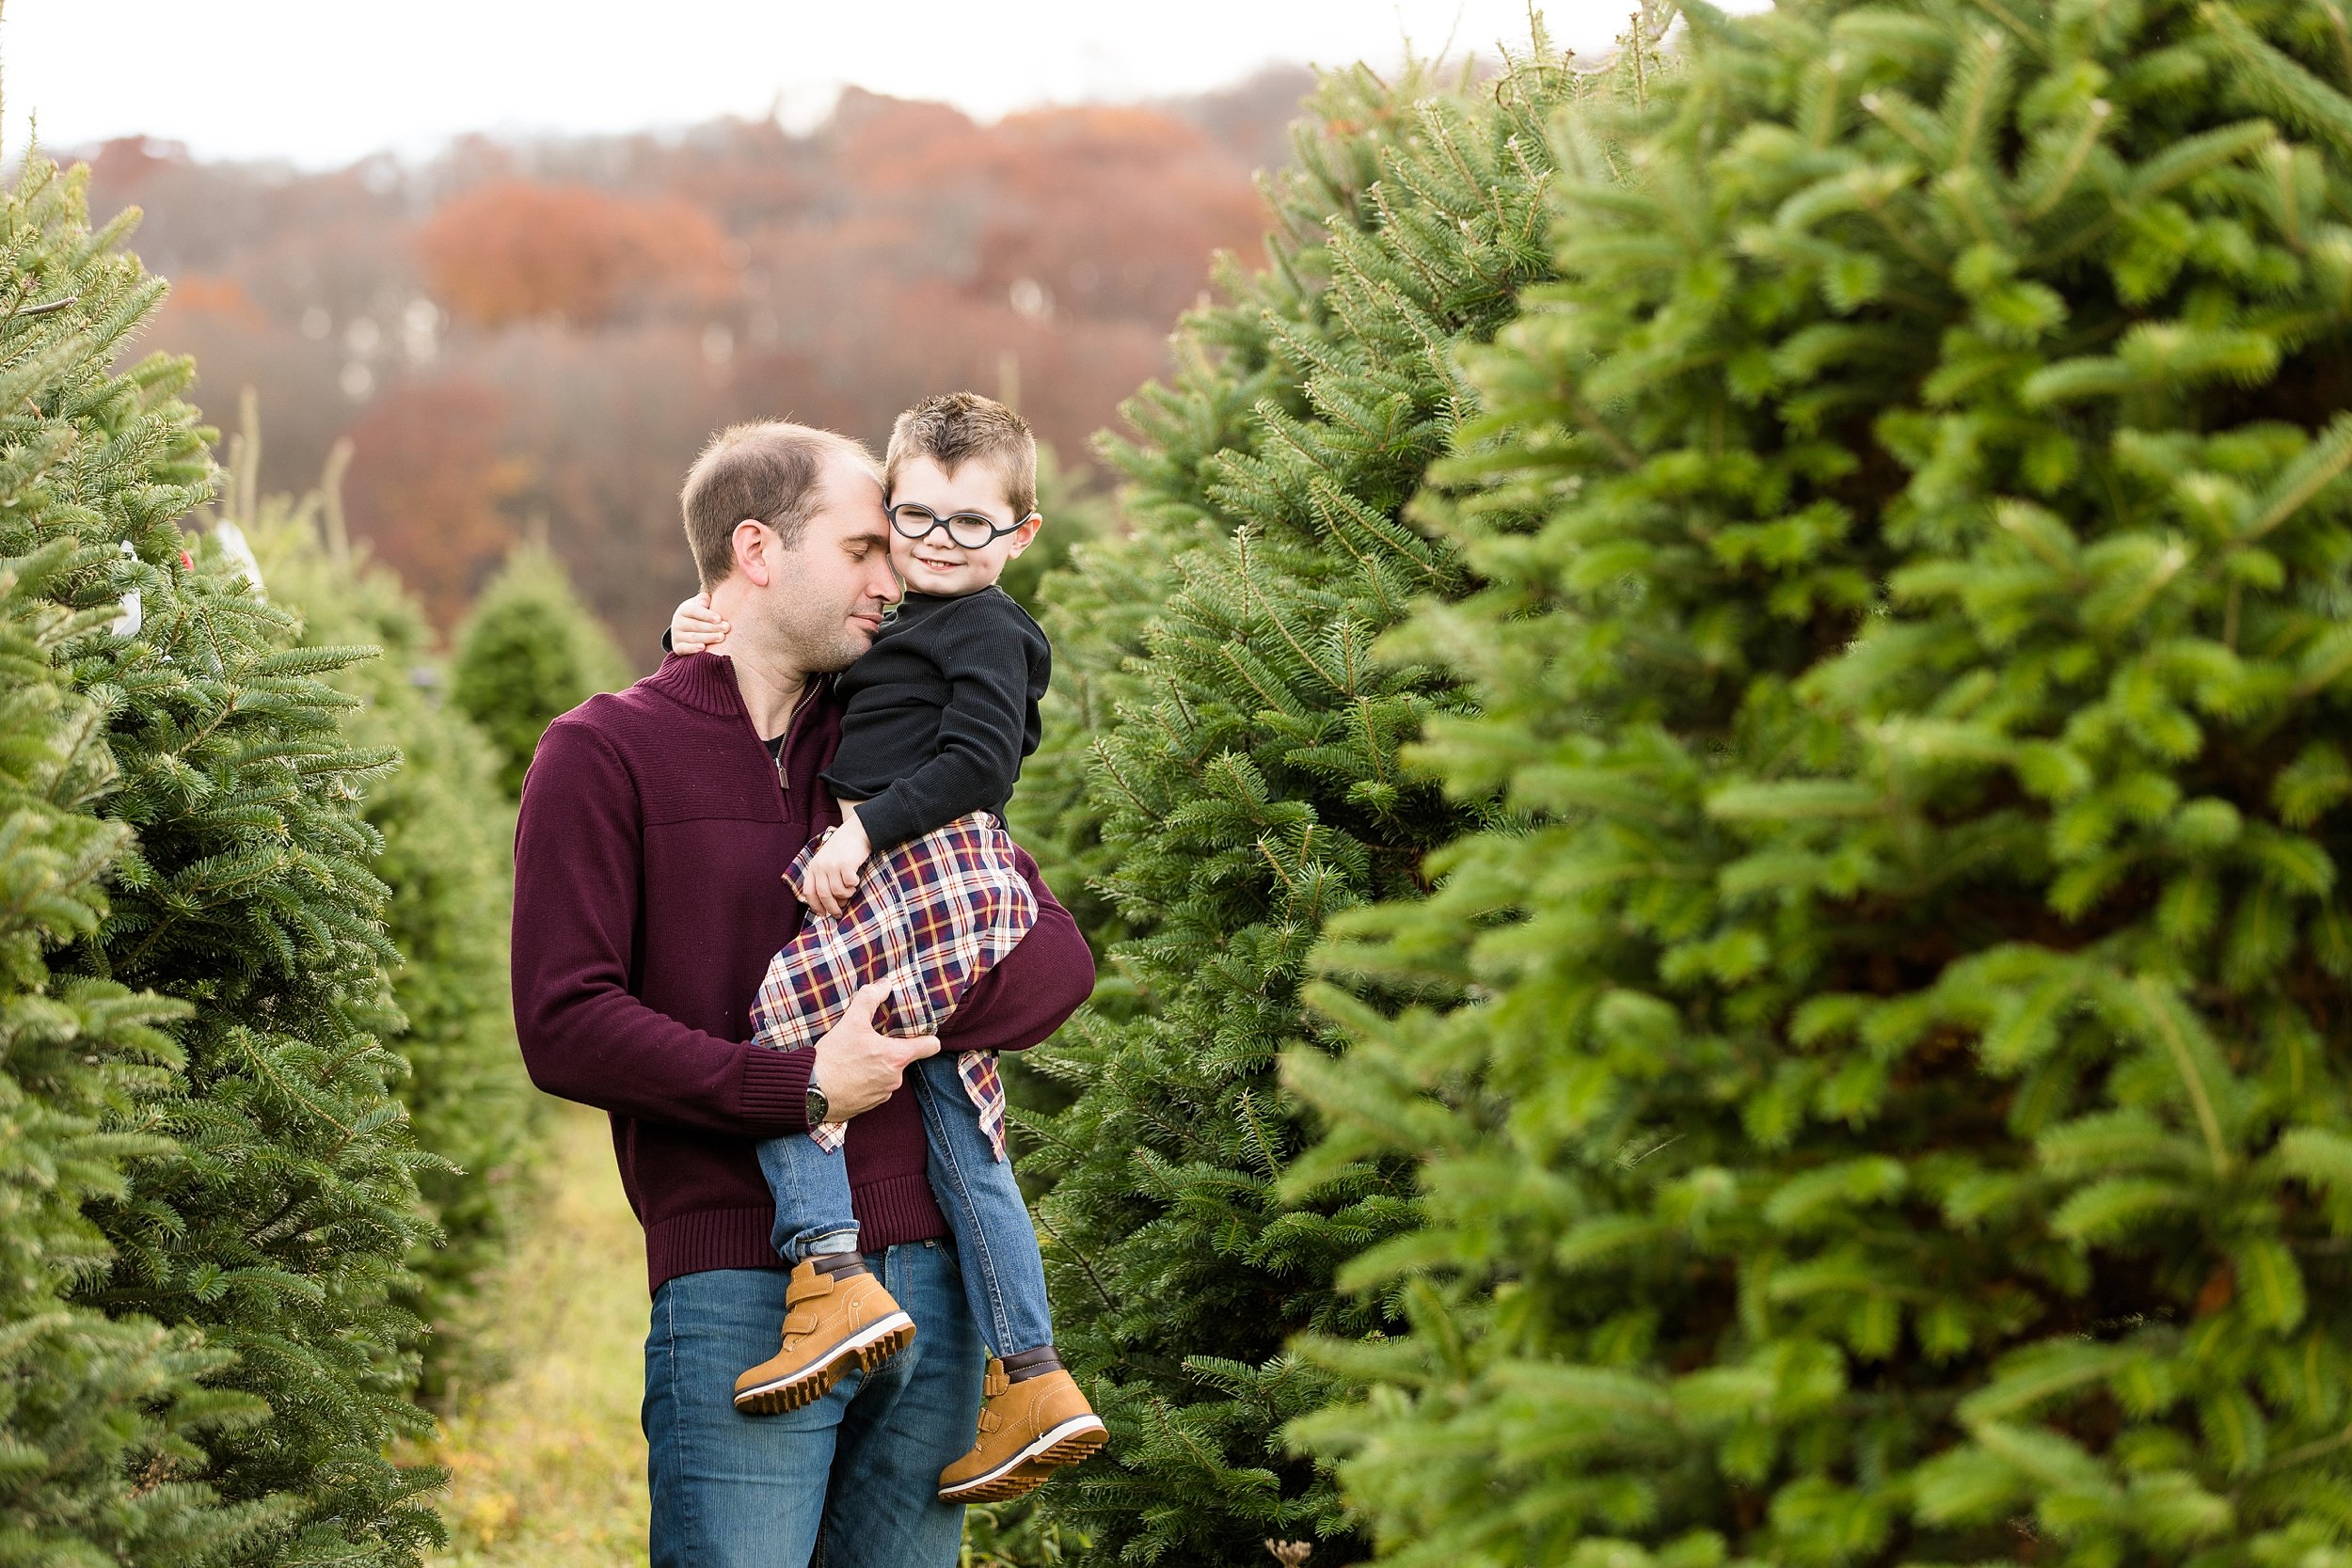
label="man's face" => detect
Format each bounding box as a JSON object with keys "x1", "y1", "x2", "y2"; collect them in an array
[{"x1": 739, "y1": 455, "x2": 898, "y2": 673}]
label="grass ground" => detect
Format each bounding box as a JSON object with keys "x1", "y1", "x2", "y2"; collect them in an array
[{"x1": 421, "y1": 1097, "x2": 650, "y2": 1568}]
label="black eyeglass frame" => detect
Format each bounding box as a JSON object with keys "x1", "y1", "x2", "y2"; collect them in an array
[{"x1": 885, "y1": 500, "x2": 1040, "y2": 550}]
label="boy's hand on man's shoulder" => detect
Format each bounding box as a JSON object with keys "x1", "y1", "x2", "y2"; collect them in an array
[{"x1": 669, "y1": 593, "x2": 729, "y2": 654}]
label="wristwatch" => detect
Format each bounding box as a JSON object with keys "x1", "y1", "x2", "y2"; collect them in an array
[{"x1": 805, "y1": 1082, "x2": 830, "y2": 1126}]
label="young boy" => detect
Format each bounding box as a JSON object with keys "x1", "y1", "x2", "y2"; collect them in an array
[{"x1": 667, "y1": 392, "x2": 1103, "y2": 1504}]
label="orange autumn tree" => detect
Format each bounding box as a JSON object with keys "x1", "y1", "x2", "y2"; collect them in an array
[
  {"x1": 974, "y1": 106, "x2": 1267, "y2": 326},
  {"x1": 419, "y1": 179, "x2": 734, "y2": 327},
  {"x1": 340, "y1": 378, "x2": 524, "y2": 626}
]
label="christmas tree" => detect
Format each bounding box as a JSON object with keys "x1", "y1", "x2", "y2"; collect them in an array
[
  {"x1": 0, "y1": 151, "x2": 443, "y2": 1565},
  {"x1": 1016, "y1": 40, "x2": 1587, "y2": 1562},
  {"x1": 1289, "y1": 1, "x2": 2352, "y2": 1563},
  {"x1": 0, "y1": 538, "x2": 286, "y2": 1565},
  {"x1": 217, "y1": 401, "x2": 530, "y2": 1404},
  {"x1": 994, "y1": 445, "x2": 1117, "y2": 624},
  {"x1": 450, "y1": 545, "x2": 628, "y2": 798}
]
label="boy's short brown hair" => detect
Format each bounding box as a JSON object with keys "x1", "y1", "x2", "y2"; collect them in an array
[
  {"x1": 884, "y1": 392, "x2": 1037, "y2": 519},
  {"x1": 679, "y1": 420, "x2": 881, "y2": 590}
]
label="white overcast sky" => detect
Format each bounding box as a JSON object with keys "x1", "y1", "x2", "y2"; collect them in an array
[{"x1": 0, "y1": 1, "x2": 1689, "y2": 167}]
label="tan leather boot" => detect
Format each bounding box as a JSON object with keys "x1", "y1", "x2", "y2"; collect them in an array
[
  {"x1": 733, "y1": 1258, "x2": 915, "y2": 1417},
  {"x1": 936, "y1": 1358, "x2": 1106, "y2": 1501}
]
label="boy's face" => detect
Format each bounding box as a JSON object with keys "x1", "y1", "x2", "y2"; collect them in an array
[{"x1": 886, "y1": 452, "x2": 1041, "y2": 598}]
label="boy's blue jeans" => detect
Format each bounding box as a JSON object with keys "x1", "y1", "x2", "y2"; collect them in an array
[{"x1": 755, "y1": 1051, "x2": 1053, "y2": 1358}]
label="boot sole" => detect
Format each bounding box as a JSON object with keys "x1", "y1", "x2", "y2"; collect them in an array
[
  {"x1": 937, "y1": 1414, "x2": 1108, "y2": 1502},
  {"x1": 733, "y1": 1311, "x2": 916, "y2": 1417}
]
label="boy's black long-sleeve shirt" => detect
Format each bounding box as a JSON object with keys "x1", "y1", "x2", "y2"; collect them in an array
[{"x1": 820, "y1": 585, "x2": 1050, "y2": 850}]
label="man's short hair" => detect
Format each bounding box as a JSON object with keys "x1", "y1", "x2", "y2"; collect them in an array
[
  {"x1": 679, "y1": 421, "x2": 881, "y2": 590},
  {"x1": 884, "y1": 392, "x2": 1037, "y2": 519}
]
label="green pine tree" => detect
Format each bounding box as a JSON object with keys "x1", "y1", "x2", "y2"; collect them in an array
[
  {"x1": 1288, "y1": 2, "x2": 2352, "y2": 1564},
  {"x1": 0, "y1": 150, "x2": 443, "y2": 1565},
  {"x1": 450, "y1": 545, "x2": 628, "y2": 798},
  {"x1": 1009, "y1": 514, "x2": 1165, "y2": 974},
  {"x1": 995, "y1": 445, "x2": 1117, "y2": 624},
  {"x1": 215, "y1": 399, "x2": 531, "y2": 1405},
  {"x1": 0, "y1": 538, "x2": 286, "y2": 1566},
  {"x1": 1015, "y1": 40, "x2": 1587, "y2": 1563}
]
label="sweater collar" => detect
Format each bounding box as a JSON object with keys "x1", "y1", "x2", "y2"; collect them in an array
[{"x1": 644, "y1": 651, "x2": 837, "y2": 725}]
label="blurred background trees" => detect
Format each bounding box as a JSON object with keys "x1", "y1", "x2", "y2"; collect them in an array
[
  {"x1": 450, "y1": 548, "x2": 628, "y2": 800},
  {"x1": 85, "y1": 72, "x2": 1311, "y2": 650},
  {"x1": 417, "y1": 181, "x2": 735, "y2": 329}
]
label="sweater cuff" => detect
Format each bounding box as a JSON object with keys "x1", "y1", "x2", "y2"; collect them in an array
[
  {"x1": 738, "y1": 1046, "x2": 812, "y2": 1134},
  {"x1": 852, "y1": 787, "x2": 922, "y2": 853}
]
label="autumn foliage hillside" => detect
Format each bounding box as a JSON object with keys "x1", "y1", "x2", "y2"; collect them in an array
[
  {"x1": 83, "y1": 71, "x2": 1304, "y2": 641},
  {"x1": 418, "y1": 182, "x2": 736, "y2": 328}
]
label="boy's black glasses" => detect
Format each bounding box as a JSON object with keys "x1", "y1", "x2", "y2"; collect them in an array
[{"x1": 887, "y1": 502, "x2": 1037, "y2": 550}]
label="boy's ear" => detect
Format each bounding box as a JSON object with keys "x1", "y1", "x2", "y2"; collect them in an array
[{"x1": 1007, "y1": 513, "x2": 1042, "y2": 557}]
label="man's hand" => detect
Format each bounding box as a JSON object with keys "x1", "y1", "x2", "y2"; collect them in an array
[
  {"x1": 795, "y1": 808, "x2": 871, "y2": 918},
  {"x1": 809, "y1": 978, "x2": 938, "y2": 1120}
]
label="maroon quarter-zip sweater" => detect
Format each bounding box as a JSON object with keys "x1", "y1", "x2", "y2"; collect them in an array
[{"x1": 511, "y1": 650, "x2": 1095, "y2": 1293}]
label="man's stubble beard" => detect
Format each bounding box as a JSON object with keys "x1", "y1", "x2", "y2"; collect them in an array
[
  {"x1": 754, "y1": 583, "x2": 872, "y2": 676},
  {"x1": 796, "y1": 620, "x2": 870, "y2": 674}
]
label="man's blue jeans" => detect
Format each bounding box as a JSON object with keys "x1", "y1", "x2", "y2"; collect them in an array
[
  {"x1": 755, "y1": 1052, "x2": 1055, "y2": 1357},
  {"x1": 643, "y1": 1241, "x2": 981, "y2": 1568}
]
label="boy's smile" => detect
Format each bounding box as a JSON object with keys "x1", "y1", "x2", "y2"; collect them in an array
[{"x1": 887, "y1": 452, "x2": 1041, "y2": 598}]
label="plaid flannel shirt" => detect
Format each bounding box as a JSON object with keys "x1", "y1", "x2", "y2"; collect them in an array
[{"x1": 750, "y1": 812, "x2": 1038, "y2": 1159}]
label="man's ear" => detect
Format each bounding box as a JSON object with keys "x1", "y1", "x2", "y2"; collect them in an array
[
  {"x1": 1007, "y1": 513, "x2": 1042, "y2": 558},
  {"x1": 732, "y1": 519, "x2": 775, "y2": 588}
]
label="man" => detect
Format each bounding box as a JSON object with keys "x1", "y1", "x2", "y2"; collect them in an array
[{"x1": 510, "y1": 421, "x2": 1096, "y2": 1568}]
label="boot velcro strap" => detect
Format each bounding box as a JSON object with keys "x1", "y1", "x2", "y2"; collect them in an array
[
  {"x1": 983, "y1": 1361, "x2": 1010, "y2": 1399},
  {"x1": 786, "y1": 1272, "x2": 833, "y2": 1308}
]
